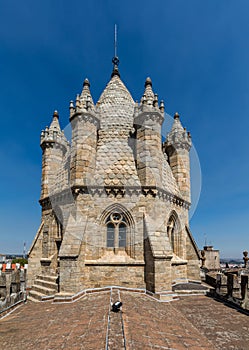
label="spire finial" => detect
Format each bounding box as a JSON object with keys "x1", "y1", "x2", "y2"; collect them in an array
[
  {"x1": 83, "y1": 78, "x2": 90, "y2": 87},
  {"x1": 174, "y1": 112, "x2": 180, "y2": 119},
  {"x1": 145, "y1": 77, "x2": 152, "y2": 87},
  {"x1": 112, "y1": 24, "x2": 120, "y2": 77},
  {"x1": 114, "y1": 23, "x2": 118, "y2": 59},
  {"x1": 53, "y1": 110, "x2": 59, "y2": 119}
]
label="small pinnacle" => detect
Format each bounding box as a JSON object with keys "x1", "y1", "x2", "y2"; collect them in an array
[
  {"x1": 76, "y1": 94, "x2": 80, "y2": 108},
  {"x1": 174, "y1": 112, "x2": 180, "y2": 119},
  {"x1": 141, "y1": 94, "x2": 146, "y2": 104},
  {"x1": 145, "y1": 77, "x2": 152, "y2": 87},
  {"x1": 153, "y1": 93, "x2": 158, "y2": 107},
  {"x1": 69, "y1": 100, "x2": 74, "y2": 108},
  {"x1": 53, "y1": 110, "x2": 59, "y2": 118},
  {"x1": 159, "y1": 100, "x2": 165, "y2": 112},
  {"x1": 83, "y1": 78, "x2": 90, "y2": 87}
]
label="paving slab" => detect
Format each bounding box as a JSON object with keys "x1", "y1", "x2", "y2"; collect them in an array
[
  {"x1": 174, "y1": 295, "x2": 249, "y2": 350},
  {"x1": 120, "y1": 292, "x2": 215, "y2": 350},
  {"x1": 0, "y1": 292, "x2": 110, "y2": 350}
]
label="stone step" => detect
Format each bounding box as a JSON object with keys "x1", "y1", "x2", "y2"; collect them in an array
[
  {"x1": 155, "y1": 292, "x2": 179, "y2": 302},
  {"x1": 35, "y1": 279, "x2": 58, "y2": 291},
  {"x1": 175, "y1": 289, "x2": 208, "y2": 296},
  {"x1": 36, "y1": 275, "x2": 58, "y2": 283},
  {"x1": 172, "y1": 282, "x2": 210, "y2": 296},
  {"x1": 32, "y1": 284, "x2": 57, "y2": 296},
  {"x1": 28, "y1": 290, "x2": 45, "y2": 302}
]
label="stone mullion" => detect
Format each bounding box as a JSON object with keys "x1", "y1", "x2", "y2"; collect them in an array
[{"x1": 114, "y1": 224, "x2": 119, "y2": 251}]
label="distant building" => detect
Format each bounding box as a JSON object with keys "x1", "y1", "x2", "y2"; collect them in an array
[
  {"x1": 0, "y1": 264, "x2": 27, "y2": 311},
  {"x1": 200, "y1": 245, "x2": 220, "y2": 271},
  {"x1": 0, "y1": 255, "x2": 6, "y2": 263},
  {"x1": 28, "y1": 59, "x2": 200, "y2": 300}
]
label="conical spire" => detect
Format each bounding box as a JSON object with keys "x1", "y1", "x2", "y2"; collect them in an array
[
  {"x1": 166, "y1": 112, "x2": 191, "y2": 150},
  {"x1": 40, "y1": 110, "x2": 68, "y2": 148},
  {"x1": 143, "y1": 77, "x2": 154, "y2": 105},
  {"x1": 139, "y1": 77, "x2": 160, "y2": 111},
  {"x1": 170, "y1": 112, "x2": 184, "y2": 132},
  {"x1": 78, "y1": 78, "x2": 95, "y2": 111},
  {"x1": 49, "y1": 110, "x2": 61, "y2": 132},
  {"x1": 96, "y1": 73, "x2": 134, "y2": 130}
]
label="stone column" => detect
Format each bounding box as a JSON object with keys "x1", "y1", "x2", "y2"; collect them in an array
[
  {"x1": 241, "y1": 275, "x2": 248, "y2": 300},
  {"x1": 227, "y1": 273, "x2": 234, "y2": 298},
  {"x1": 243, "y1": 251, "x2": 249, "y2": 268},
  {"x1": 216, "y1": 273, "x2": 222, "y2": 294},
  {"x1": 200, "y1": 250, "x2": 206, "y2": 268}
]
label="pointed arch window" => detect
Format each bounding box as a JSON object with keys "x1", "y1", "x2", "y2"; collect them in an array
[
  {"x1": 107, "y1": 223, "x2": 115, "y2": 247},
  {"x1": 106, "y1": 212, "x2": 127, "y2": 248},
  {"x1": 118, "y1": 223, "x2": 126, "y2": 247},
  {"x1": 167, "y1": 212, "x2": 182, "y2": 257}
]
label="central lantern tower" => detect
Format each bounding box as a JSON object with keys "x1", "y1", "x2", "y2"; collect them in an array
[{"x1": 28, "y1": 59, "x2": 200, "y2": 300}]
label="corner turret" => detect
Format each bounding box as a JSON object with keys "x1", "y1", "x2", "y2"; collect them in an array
[
  {"x1": 134, "y1": 77, "x2": 164, "y2": 187},
  {"x1": 40, "y1": 111, "x2": 69, "y2": 199},
  {"x1": 165, "y1": 112, "x2": 192, "y2": 202},
  {"x1": 70, "y1": 78, "x2": 99, "y2": 187}
]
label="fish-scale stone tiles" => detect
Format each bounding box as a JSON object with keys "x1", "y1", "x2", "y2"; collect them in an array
[
  {"x1": 97, "y1": 75, "x2": 135, "y2": 126},
  {"x1": 94, "y1": 138, "x2": 140, "y2": 187},
  {"x1": 161, "y1": 155, "x2": 181, "y2": 195}
]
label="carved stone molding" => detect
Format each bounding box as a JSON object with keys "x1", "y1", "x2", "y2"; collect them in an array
[
  {"x1": 134, "y1": 111, "x2": 164, "y2": 127},
  {"x1": 40, "y1": 140, "x2": 68, "y2": 153},
  {"x1": 70, "y1": 111, "x2": 100, "y2": 128},
  {"x1": 40, "y1": 185, "x2": 190, "y2": 210}
]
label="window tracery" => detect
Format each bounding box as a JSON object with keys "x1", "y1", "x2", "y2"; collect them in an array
[
  {"x1": 106, "y1": 212, "x2": 127, "y2": 248},
  {"x1": 167, "y1": 212, "x2": 182, "y2": 257}
]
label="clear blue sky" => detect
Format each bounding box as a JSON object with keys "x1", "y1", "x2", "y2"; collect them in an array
[{"x1": 0, "y1": 1, "x2": 248, "y2": 258}]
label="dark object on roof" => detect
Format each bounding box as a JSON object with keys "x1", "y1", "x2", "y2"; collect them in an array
[{"x1": 112, "y1": 301, "x2": 122, "y2": 312}]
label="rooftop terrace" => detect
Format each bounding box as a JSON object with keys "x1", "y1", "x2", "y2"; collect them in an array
[{"x1": 1, "y1": 290, "x2": 249, "y2": 349}]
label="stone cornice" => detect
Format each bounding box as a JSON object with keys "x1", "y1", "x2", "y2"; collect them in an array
[
  {"x1": 70, "y1": 110, "x2": 100, "y2": 128},
  {"x1": 134, "y1": 110, "x2": 164, "y2": 127},
  {"x1": 40, "y1": 185, "x2": 190, "y2": 210},
  {"x1": 84, "y1": 260, "x2": 145, "y2": 266},
  {"x1": 59, "y1": 255, "x2": 78, "y2": 260},
  {"x1": 40, "y1": 140, "x2": 68, "y2": 152},
  {"x1": 165, "y1": 141, "x2": 191, "y2": 153}
]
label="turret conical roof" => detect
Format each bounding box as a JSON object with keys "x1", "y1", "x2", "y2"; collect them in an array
[
  {"x1": 96, "y1": 75, "x2": 135, "y2": 130},
  {"x1": 166, "y1": 113, "x2": 191, "y2": 150},
  {"x1": 79, "y1": 78, "x2": 95, "y2": 110},
  {"x1": 49, "y1": 110, "x2": 61, "y2": 132}
]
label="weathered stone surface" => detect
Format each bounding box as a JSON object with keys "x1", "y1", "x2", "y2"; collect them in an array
[
  {"x1": 28, "y1": 71, "x2": 200, "y2": 297},
  {"x1": 2, "y1": 292, "x2": 249, "y2": 349}
]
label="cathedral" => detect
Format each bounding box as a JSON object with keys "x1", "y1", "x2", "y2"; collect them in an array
[{"x1": 28, "y1": 60, "x2": 200, "y2": 300}]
